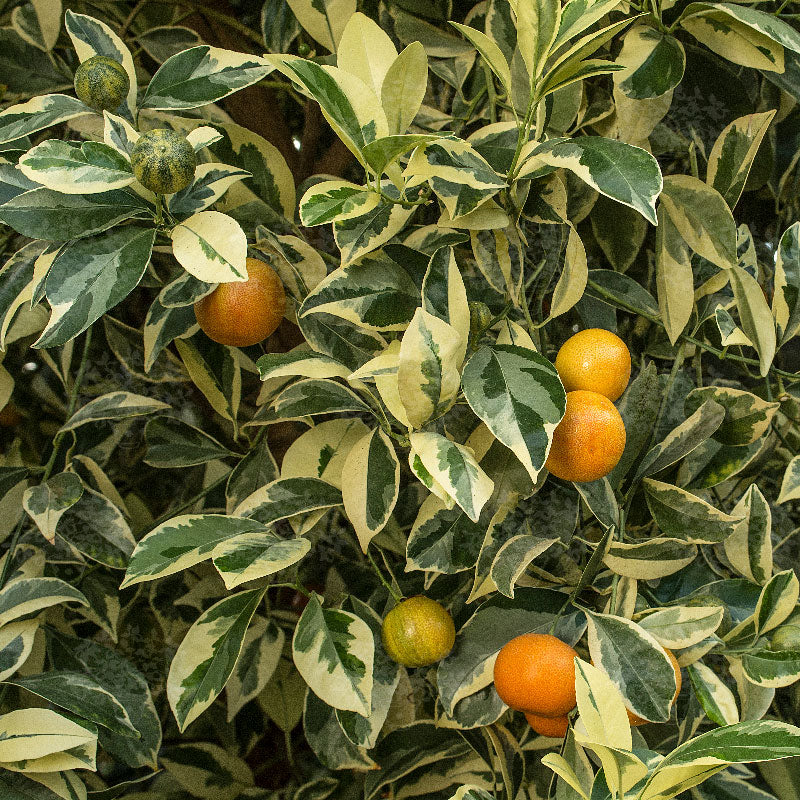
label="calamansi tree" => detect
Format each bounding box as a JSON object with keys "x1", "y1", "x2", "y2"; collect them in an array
[{"x1": 1, "y1": 0, "x2": 800, "y2": 797}]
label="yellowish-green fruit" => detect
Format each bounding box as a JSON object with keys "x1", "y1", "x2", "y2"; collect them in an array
[
  {"x1": 381, "y1": 596, "x2": 455, "y2": 668},
  {"x1": 74, "y1": 55, "x2": 129, "y2": 112},
  {"x1": 131, "y1": 128, "x2": 197, "y2": 195},
  {"x1": 771, "y1": 622, "x2": 800, "y2": 650}
]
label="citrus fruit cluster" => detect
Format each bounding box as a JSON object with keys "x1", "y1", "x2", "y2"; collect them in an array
[
  {"x1": 546, "y1": 329, "x2": 631, "y2": 483},
  {"x1": 381, "y1": 596, "x2": 455, "y2": 668},
  {"x1": 194, "y1": 257, "x2": 287, "y2": 347},
  {"x1": 493, "y1": 633, "x2": 578, "y2": 737},
  {"x1": 74, "y1": 55, "x2": 129, "y2": 112}
]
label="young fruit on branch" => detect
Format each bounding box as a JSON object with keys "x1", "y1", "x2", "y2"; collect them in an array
[
  {"x1": 381, "y1": 596, "x2": 456, "y2": 668},
  {"x1": 131, "y1": 128, "x2": 197, "y2": 195},
  {"x1": 74, "y1": 55, "x2": 129, "y2": 112},
  {"x1": 194, "y1": 257, "x2": 286, "y2": 347}
]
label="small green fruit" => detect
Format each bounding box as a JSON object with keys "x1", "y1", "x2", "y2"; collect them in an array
[
  {"x1": 381, "y1": 596, "x2": 455, "y2": 668},
  {"x1": 130, "y1": 128, "x2": 197, "y2": 195},
  {"x1": 74, "y1": 55, "x2": 130, "y2": 112},
  {"x1": 771, "y1": 624, "x2": 800, "y2": 651}
]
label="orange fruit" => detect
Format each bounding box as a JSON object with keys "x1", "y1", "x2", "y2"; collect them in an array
[
  {"x1": 525, "y1": 712, "x2": 569, "y2": 738},
  {"x1": 555, "y1": 329, "x2": 631, "y2": 401},
  {"x1": 627, "y1": 648, "x2": 682, "y2": 726},
  {"x1": 493, "y1": 633, "x2": 577, "y2": 717},
  {"x1": 545, "y1": 390, "x2": 626, "y2": 483},
  {"x1": 381, "y1": 596, "x2": 455, "y2": 668},
  {"x1": 194, "y1": 257, "x2": 286, "y2": 347}
]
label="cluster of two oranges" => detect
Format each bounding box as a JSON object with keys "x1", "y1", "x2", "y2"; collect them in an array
[{"x1": 546, "y1": 329, "x2": 631, "y2": 484}]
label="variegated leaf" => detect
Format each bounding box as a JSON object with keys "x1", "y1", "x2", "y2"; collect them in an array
[
  {"x1": 299, "y1": 180, "x2": 380, "y2": 227},
  {"x1": 233, "y1": 477, "x2": 342, "y2": 526},
  {"x1": 144, "y1": 416, "x2": 234, "y2": 468},
  {"x1": 604, "y1": 538, "x2": 697, "y2": 579},
  {"x1": 0, "y1": 578, "x2": 88, "y2": 627},
  {"x1": 22, "y1": 472, "x2": 83, "y2": 544},
  {"x1": 655, "y1": 201, "x2": 694, "y2": 344},
  {"x1": 707, "y1": 111, "x2": 775, "y2": 209},
  {"x1": 637, "y1": 606, "x2": 724, "y2": 649},
  {"x1": 490, "y1": 535, "x2": 558, "y2": 598},
  {"x1": 141, "y1": 46, "x2": 273, "y2": 110},
  {"x1": 773, "y1": 221, "x2": 800, "y2": 346},
  {"x1": 292, "y1": 593, "x2": 374, "y2": 715},
  {"x1": 338, "y1": 12, "x2": 396, "y2": 96},
  {"x1": 61, "y1": 392, "x2": 169, "y2": 431},
  {"x1": 341, "y1": 427, "x2": 400, "y2": 551},
  {"x1": 729, "y1": 264, "x2": 776, "y2": 377},
  {"x1": 724, "y1": 484, "x2": 772, "y2": 584},
  {"x1": 19, "y1": 140, "x2": 133, "y2": 194},
  {"x1": 382, "y1": 41, "x2": 428, "y2": 136},
  {"x1": 257, "y1": 351, "x2": 351, "y2": 383},
  {"x1": 226, "y1": 617, "x2": 284, "y2": 721},
  {"x1": 167, "y1": 587, "x2": 265, "y2": 731},
  {"x1": 687, "y1": 661, "x2": 739, "y2": 725},
  {"x1": 462, "y1": 345, "x2": 566, "y2": 482},
  {"x1": 615, "y1": 25, "x2": 685, "y2": 99},
  {"x1": 586, "y1": 611, "x2": 677, "y2": 723},
  {"x1": 103, "y1": 111, "x2": 139, "y2": 157},
  {"x1": 398, "y1": 309, "x2": 463, "y2": 428},
  {"x1": 685, "y1": 387, "x2": 778, "y2": 447},
  {"x1": 409, "y1": 432, "x2": 494, "y2": 522},
  {"x1": 121, "y1": 515, "x2": 272, "y2": 588},
  {"x1": 171, "y1": 211, "x2": 248, "y2": 283},
  {"x1": 470, "y1": 226, "x2": 524, "y2": 303},
  {"x1": 168, "y1": 163, "x2": 250, "y2": 218},
  {"x1": 644, "y1": 479, "x2": 743, "y2": 544},
  {"x1": 778, "y1": 455, "x2": 800, "y2": 504},
  {"x1": 755, "y1": 570, "x2": 799, "y2": 635},
  {"x1": 211, "y1": 532, "x2": 310, "y2": 590},
  {"x1": 741, "y1": 651, "x2": 800, "y2": 689},
  {"x1": 285, "y1": 0, "x2": 354, "y2": 52},
  {"x1": 406, "y1": 137, "x2": 506, "y2": 219},
  {"x1": 272, "y1": 378, "x2": 371, "y2": 418},
  {"x1": 0, "y1": 94, "x2": 90, "y2": 146},
  {"x1": 35, "y1": 226, "x2": 156, "y2": 349},
  {"x1": 422, "y1": 246, "x2": 469, "y2": 364},
  {"x1": 0, "y1": 619, "x2": 39, "y2": 683}
]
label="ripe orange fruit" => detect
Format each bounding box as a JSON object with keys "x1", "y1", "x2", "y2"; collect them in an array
[
  {"x1": 545, "y1": 390, "x2": 626, "y2": 483},
  {"x1": 627, "y1": 648, "x2": 682, "y2": 726},
  {"x1": 381, "y1": 596, "x2": 455, "y2": 668},
  {"x1": 194, "y1": 257, "x2": 286, "y2": 347},
  {"x1": 555, "y1": 329, "x2": 631, "y2": 402},
  {"x1": 525, "y1": 712, "x2": 569, "y2": 738},
  {"x1": 493, "y1": 633, "x2": 577, "y2": 717}
]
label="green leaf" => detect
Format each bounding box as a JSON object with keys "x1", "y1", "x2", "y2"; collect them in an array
[
  {"x1": 62, "y1": 392, "x2": 169, "y2": 431},
  {"x1": 0, "y1": 94, "x2": 90, "y2": 146},
  {"x1": 144, "y1": 416, "x2": 234, "y2": 468},
  {"x1": 36, "y1": 226, "x2": 156, "y2": 349},
  {"x1": 586, "y1": 611, "x2": 677, "y2": 723},
  {"x1": 362, "y1": 134, "x2": 442, "y2": 177},
  {"x1": 304, "y1": 690, "x2": 376, "y2": 770},
  {"x1": 167, "y1": 587, "x2": 265, "y2": 731},
  {"x1": 462, "y1": 344, "x2": 566, "y2": 482},
  {"x1": 141, "y1": 46, "x2": 272, "y2": 110},
  {"x1": 286, "y1": 0, "x2": 354, "y2": 52},
  {"x1": 0, "y1": 188, "x2": 149, "y2": 241},
  {"x1": 655, "y1": 202, "x2": 694, "y2": 344},
  {"x1": 382, "y1": 42, "x2": 428, "y2": 136},
  {"x1": 292, "y1": 593, "x2": 374, "y2": 715},
  {"x1": 398, "y1": 308, "x2": 463, "y2": 428},
  {"x1": 49, "y1": 631, "x2": 161, "y2": 769},
  {"x1": 491, "y1": 534, "x2": 559, "y2": 598},
  {"x1": 4, "y1": 671, "x2": 138, "y2": 738},
  {"x1": 341, "y1": 427, "x2": 400, "y2": 551},
  {"x1": 409, "y1": 432, "x2": 494, "y2": 522},
  {"x1": 519, "y1": 136, "x2": 662, "y2": 224},
  {"x1": 175, "y1": 339, "x2": 240, "y2": 424},
  {"x1": 512, "y1": 0, "x2": 561, "y2": 79},
  {"x1": 451, "y1": 22, "x2": 512, "y2": 98},
  {"x1": 615, "y1": 26, "x2": 685, "y2": 99},
  {"x1": 18, "y1": 140, "x2": 133, "y2": 194},
  {"x1": 121, "y1": 515, "x2": 272, "y2": 588},
  {"x1": 212, "y1": 532, "x2": 310, "y2": 590},
  {"x1": 707, "y1": 111, "x2": 776, "y2": 209},
  {"x1": 0, "y1": 577, "x2": 88, "y2": 627},
  {"x1": 643, "y1": 479, "x2": 743, "y2": 544},
  {"x1": 688, "y1": 661, "x2": 739, "y2": 725}
]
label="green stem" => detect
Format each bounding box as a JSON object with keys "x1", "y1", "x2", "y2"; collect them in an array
[
  {"x1": 482, "y1": 62, "x2": 498, "y2": 124},
  {"x1": 366, "y1": 546, "x2": 403, "y2": 602}
]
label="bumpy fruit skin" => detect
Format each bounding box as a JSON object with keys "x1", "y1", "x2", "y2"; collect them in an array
[
  {"x1": 627, "y1": 648, "x2": 681, "y2": 726},
  {"x1": 555, "y1": 328, "x2": 632, "y2": 402},
  {"x1": 381, "y1": 596, "x2": 456, "y2": 668},
  {"x1": 525, "y1": 712, "x2": 569, "y2": 738},
  {"x1": 131, "y1": 128, "x2": 197, "y2": 194},
  {"x1": 770, "y1": 623, "x2": 800, "y2": 651},
  {"x1": 545, "y1": 390, "x2": 626, "y2": 483},
  {"x1": 74, "y1": 55, "x2": 130, "y2": 112},
  {"x1": 194, "y1": 257, "x2": 286, "y2": 347},
  {"x1": 493, "y1": 633, "x2": 577, "y2": 717}
]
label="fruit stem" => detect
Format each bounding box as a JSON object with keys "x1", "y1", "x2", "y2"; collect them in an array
[
  {"x1": 366, "y1": 546, "x2": 403, "y2": 602},
  {"x1": 154, "y1": 194, "x2": 165, "y2": 226}
]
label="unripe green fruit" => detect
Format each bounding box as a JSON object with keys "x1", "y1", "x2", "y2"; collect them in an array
[
  {"x1": 297, "y1": 43, "x2": 312, "y2": 56},
  {"x1": 771, "y1": 624, "x2": 800, "y2": 651},
  {"x1": 74, "y1": 55, "x2": 130, "y2": 112},
  {"x1": 130, "y1": 128, "x2": 197, "y2": 195},
  {"x1": 381, "y1": 596, "x2": 455, "y2": 668}
]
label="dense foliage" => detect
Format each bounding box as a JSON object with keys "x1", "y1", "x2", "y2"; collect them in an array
[{"x1": 2, "y1": 0, "x2": 800, "y2": 798}]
